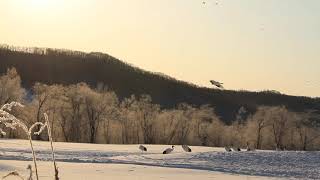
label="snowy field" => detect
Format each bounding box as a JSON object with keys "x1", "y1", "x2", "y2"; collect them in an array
[{"x1": 0, "y1": 139, "x2": 319, "y2": 179}]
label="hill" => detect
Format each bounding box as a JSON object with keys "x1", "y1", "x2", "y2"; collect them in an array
[{"x1": 0, "y1": 45, "x2": 319, "y2": 123}]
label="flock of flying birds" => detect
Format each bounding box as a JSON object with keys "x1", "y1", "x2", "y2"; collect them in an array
[{"x1": 202, "y1": 1, "x2": 219, "y2": 5}]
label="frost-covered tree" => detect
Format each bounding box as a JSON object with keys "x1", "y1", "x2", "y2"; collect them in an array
[
  {"x1": 0, "y1": 68, "x2": 25, "y2": 105},
  {"x1": 135, "y1": 95, "x2": 160, "y2": 144},
  {"x1": 269, "y1": 106, "x2": 292, "y2": 150},
  {"x1": 246, "y1": 106, "x2": 271, "y2": 149},
  {"x1": 32, "y1": 83, "x2": 64, "y2": 140},
  {"x1": 294, "y1": 111, "x2": 320, "y2": 150},
  {"x1": 58, "y1": 83, "x2": 86, "y2": 142},
  {"x1": 83, "y1": 88, "x2": 119, "y2": 143},
  {"x1": 101, "y1": 91, "x2": 119, "y2": 144},
  {"x1": 0, "y1": 68, "x2": 25, "y2": 138}
]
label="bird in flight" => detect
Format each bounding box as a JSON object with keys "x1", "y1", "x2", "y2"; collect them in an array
[{"x1": 210, "y1": 80, "x2": 224, "y2": 89}]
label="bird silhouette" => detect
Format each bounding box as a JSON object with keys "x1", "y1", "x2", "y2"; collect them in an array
[{"x1": 210, "y1": 80, "x2": 224, "y2": 88}]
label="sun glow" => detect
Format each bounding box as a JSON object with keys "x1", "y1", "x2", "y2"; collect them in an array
[
  {"x1": 28, "y1": 0, "x2": 62, "y2": 11},
  {"x1": 28, "y1": 0, "x2": 52, "y2": 8},
  {"x1": 1, "y1": 0, "x2": 320, "y2": 97},
  {"x1": 8, "y1": 0, "x2": 61, "y2": 12}
]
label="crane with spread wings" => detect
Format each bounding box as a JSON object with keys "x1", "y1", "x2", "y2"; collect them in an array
[{"x1": 210, "y1": 80, "x2": 224, "y2": 89}]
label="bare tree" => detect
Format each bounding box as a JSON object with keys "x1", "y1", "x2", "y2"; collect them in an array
[
  {"x1": 83, "y1": 89, "x2": 119, "y2": 143},
  {"x1": 32, "y1": 83, "x2": 63, "y2": 140},
  {"x1": 119, "y1": 95, "x2": 136, "y2": 144},
  {"x1": 248, "y1": 106, "x2": 271, "y2": 149},
  {"x1": 175, "y1": 103, "x2": 195, "y2": 144},
  {"x1": 136, "y1": 95, "x2": 160, "y2": 144},
  {"x1": 58, "y1": 83, "x2": 86, "y2": 142},
  {"x1": 83, "y1": 89, "x2": 105, "y2": 143},
  {"x1": 153, "y1": 109, "x2": 181, "y2": 144},
  {"x1": 295, "y1": 111, "x2": 320, "y2": 150},
  {"x1": 193, "y1": 105, "x2": 216, "y2": 146},
  {"x1": 270, "y1": 106, "x2": 291, "y2": 150},
  {"x1": 102, "y1": 92, "x2": 119, "y2": 144}
]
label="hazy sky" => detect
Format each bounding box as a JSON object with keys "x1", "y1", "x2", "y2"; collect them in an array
[{"x1": 0, "y1": 0, "x2": 319, "y2": 97}]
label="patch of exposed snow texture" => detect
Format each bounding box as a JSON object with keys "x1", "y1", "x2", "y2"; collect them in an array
[{"x1": 0, "y1": 139, "x2": 319, "y2": 179}]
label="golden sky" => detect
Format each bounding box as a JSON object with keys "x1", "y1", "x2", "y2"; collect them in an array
[{"x1": 0, "y1": 0, "x2": 319, "y2": 97}]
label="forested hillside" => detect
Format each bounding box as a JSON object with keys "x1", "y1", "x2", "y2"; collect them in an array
[{"x1": 0, "y1": 45, "x2": 319, "y2": 123}]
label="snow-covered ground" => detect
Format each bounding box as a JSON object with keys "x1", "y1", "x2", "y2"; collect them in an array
[
  {"x1": 0, "y1": 139, "x2": 319, "y2": 179},
  {"x1": 1, "y1": 160, "x2": 274, "y2": 180}
]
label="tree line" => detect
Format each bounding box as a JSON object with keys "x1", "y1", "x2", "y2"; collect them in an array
[
  {"x1": 0, "y1": 68, "x2": 320, "y2": 150},
  {"x1": 1, "y1": 45, "x2": 320, "y2": 124}
]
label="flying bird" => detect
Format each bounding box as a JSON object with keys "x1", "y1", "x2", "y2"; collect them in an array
[
  {"x1": 210, "y1": 80, "x2": 224, "y2": 88},
  {"x1": 139, "y1": 145, "x2": 147, "y2": 152},
  {"x1": 163, "y1": 145, "x2": 175, "y2": 154},
  {"x1": 182, "y1": 145, "x2": 192, "y2": 152}
]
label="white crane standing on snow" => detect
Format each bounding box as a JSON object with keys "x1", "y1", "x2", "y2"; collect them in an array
[
  {"x1": 182, "y1": 145, "x2": 192, "y2": 152},
  {"x1": 225, "y1": 147, "x2": 232, "y2": 152},
  {"x1": 163, "y1": 146, "x2": 175, "y2": 154},
  {"x1": 139, "y1": 145, "x2": 147, "y2": 152}
]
